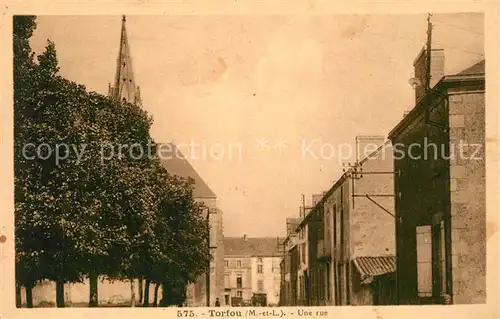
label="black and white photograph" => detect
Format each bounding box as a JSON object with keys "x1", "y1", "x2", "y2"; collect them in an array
[{"x1": 1, "y1": 2, "x2": 498, "y2": 318}]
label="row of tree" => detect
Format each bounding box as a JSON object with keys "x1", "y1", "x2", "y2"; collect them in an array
[{"x1": 14, "y1": 16, "x2": 211, "y2": 307}]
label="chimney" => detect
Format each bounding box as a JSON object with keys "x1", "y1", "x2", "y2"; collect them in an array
[
  {"x1": 412, "y1": 47, "x2": 445, "y2": 102},
  {"x1": 355, "y1": 135, "x2": 385, "y2": 162},
  {"x1": 312, "y1": 194, "x2": 323, "y2": 207}
]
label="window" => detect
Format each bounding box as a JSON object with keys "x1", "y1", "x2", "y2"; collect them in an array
[
  {"x1": 258, "y1": 280, "x2": 264, "y2": 291},
  {"x1": 326, "y1": 262, "x2": 331, "y2": 301},
  {"x1": 340, "y1": 206, "x2": 344, "y2": 249},
  {"x1": 236, "y1": 275, "x2": 242, "y2": 288},
  {"x1": 325, "y1": 207, "x2": 331, "y2": 246},
  {"x1": 318, "y1": 266, "x2": 324, "y2": 300},
  {"x1": 257, "y1": 257, "x2": 263, "y2": 263},
  {"x1": 335, "y1": 205, "x2": 341, "y2": 248},
  {"x1": 416, "y1": 225, "x2": 432, "y2": 297},
  {"x1": 440, "y1": 220, "x2": 447, "y2": 294},
  {"x1": 345, "y1": 262, "x2": 350, "y2": 305},
  {"x1": 257, "y1": 265, "x2": 263, "y2": 274},
  {"x1": 301, "y1": 243, "x2": 306, "y2": 264},
  {"x1": 224, "y1": 260, "x2": 229, "y2": 267},
  {"x1": 299, "y1": 277, "x2": 304, "y2": 300},
  {"x1": 237, "y1": 260, "x2": 242, "y2": 268},
  {"x1": 236, "y1": 291, "x2": 242, "y2": 298},
  {"x1": 336, "y1": 264, "x2": 343, "y2": 305}
]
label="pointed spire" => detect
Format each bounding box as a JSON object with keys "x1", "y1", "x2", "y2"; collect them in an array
[{"x1": 108, "y1": 15, "x2": 142, "y2": 107}]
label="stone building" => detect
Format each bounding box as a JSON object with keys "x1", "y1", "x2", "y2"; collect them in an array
[
  {"x1": 296, "y1": 136, "x2": 397, "y2": 306},
  {"x1": 279, "y1": 219, "x2": 300, "y2": 306},
  {"x1": 295, "y1": 216, "x2": 310, "y2": 306},
  {"x1": 223, "y1": 236, "x2": 283, "y2": 306},
  {"x1": 388, "y1": 47, "x2": 486, "y2": 304}
]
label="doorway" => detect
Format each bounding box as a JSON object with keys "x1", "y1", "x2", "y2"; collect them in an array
[{"x1": 415, "y1": 213, "x2": 450, "y2": 304}]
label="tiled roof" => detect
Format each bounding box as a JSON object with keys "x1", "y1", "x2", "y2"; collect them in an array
[
  {"x1": 456, "y1": 59, "x2": 485, "y2": 76},
  {"x1": 158, "y1": 143, "x2": 217, "y2": 199},
  {"x1": 224, "y1": 237, "x2": 286, "y2": 257},
  {"x1": 352, "y1": 256, "x2": 396, "y2": 284}
]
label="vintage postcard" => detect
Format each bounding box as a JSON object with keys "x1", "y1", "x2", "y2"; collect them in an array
[{"x1": 1, "y1": 1, "x2": 499, "y2": 319}]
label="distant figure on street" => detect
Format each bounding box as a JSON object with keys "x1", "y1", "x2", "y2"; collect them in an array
[{"x1": 215, "y1": 298, "x2": 220, "y2": 307}]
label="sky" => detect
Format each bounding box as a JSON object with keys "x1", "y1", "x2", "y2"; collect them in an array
[{"x1": 29, "y1": 13, "x2": 484, "y2": 237}]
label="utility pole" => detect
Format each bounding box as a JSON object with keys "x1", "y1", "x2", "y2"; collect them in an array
[
  {"x1": 426, "y1": 13, "x2": 433, "y2": 91},
  {"x1": 205, "y1": 207, "x2": 218, "y2": 307},
  {"x1": 206, "y1": 207, "x2": 211, "y2": 307},
  {"x1": 301, "y1": 193, "x2": 306, "y2": 218}
]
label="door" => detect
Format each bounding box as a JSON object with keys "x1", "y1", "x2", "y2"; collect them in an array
[
  {"x1": 304, "y1": 270, "x2": 310, "y2": 306},
  {"x1": 415, "y1": 213, "x2": 450, "y2": 304},
  {"x1": 432, "y1": 212, "x2": 450, "y2": 304}
]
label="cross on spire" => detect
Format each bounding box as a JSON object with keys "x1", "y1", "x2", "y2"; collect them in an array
[{"x1": 108, "y1": 15, "x2": 142, "y2": 107}]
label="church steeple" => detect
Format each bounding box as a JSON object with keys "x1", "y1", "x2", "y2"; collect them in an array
[{"x1": 108, "y1": 15, "x2": 142, "y2": 107}]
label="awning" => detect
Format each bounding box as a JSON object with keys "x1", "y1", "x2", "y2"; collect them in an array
[{"x1": 352, "y1": 256, "x2": 396, "y2": 285}]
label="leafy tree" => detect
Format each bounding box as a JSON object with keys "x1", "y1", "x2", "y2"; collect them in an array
[
  {"x1": 14, "y1": 15, "x2": 212, "y2": 309},
  {"x1": 154, "y1": 175, "x2": 211, "y2": 307}
]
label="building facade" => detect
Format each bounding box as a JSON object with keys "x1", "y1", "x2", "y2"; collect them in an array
[
  {"x1": 224, "y1": 236, "x2": 283, "y2": 306},
  {"x1": 223, "y1": 255, "x2": 253, "y2": 306},
  {"x1": 388, "y1": 49, "x2": 486, "y2": 304},
  {"x1": 279, "y1": 219, "x2": 300, "y2": 306},
  {"x1": 286, "y1": 137, "x2": 397, "y2": 306},
  {"x1": 296, "y1": 220, "x2": 309, "y2": 306}
]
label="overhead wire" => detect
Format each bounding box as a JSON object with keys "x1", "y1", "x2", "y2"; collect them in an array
[
  {"x1": 364, "y1": 30, "x2": 484, "y2": 57},
  {"x1": 432, "y1": 19, "x2": 484, "y2": 36}
]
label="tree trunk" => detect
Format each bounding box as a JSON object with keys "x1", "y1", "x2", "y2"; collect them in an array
[
  {"x1": 16, "y1": 284, "x2": 22, "y2": 308},
  {"x1": 138, "y1": 277, "x2": 143, "y2": 304},
  {"x1": 143, "y1": 280, "x2": 151, "y2": 307},
  {"x1": 26, "y1": 284, "x2": 33, "y2": 308},
  {"x1": 130, "y1": 279, "x2": 136, "y2": 307},
  {"x1": 153, "y1": 283, "x2": 160, "y2": 307},
  {"x1": 178, "y1": 285, "x2": 187, "y2": 307},
  {"x1": 160, "y1": 282, "x2": 168, "y2": 306},
  {"x1": 56, "y1": 278, "x2": 65, "y2": 307},
  {"x1": 88, "y1": 272, "x2": 98, "y2": 307}
]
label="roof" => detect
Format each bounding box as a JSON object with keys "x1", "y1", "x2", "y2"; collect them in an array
[
  {"x1": 352, "y1": 256, "x2": 396, "y2": 284},
  {"x1": 455, "y1": 59, "x2": 485, "y2": 76},
  {"x1": 109, "y1": 15, "x2": 141, "y2": 106},
  {"x1": 388, "y1": 59, "x2": 486, "y2": 140},
  {"x1": 158, "y1": 143, "x2": 217, "y2": 199},
  {"x1": 224, "y1": 237, "x2": 285, "y2": 257}
]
